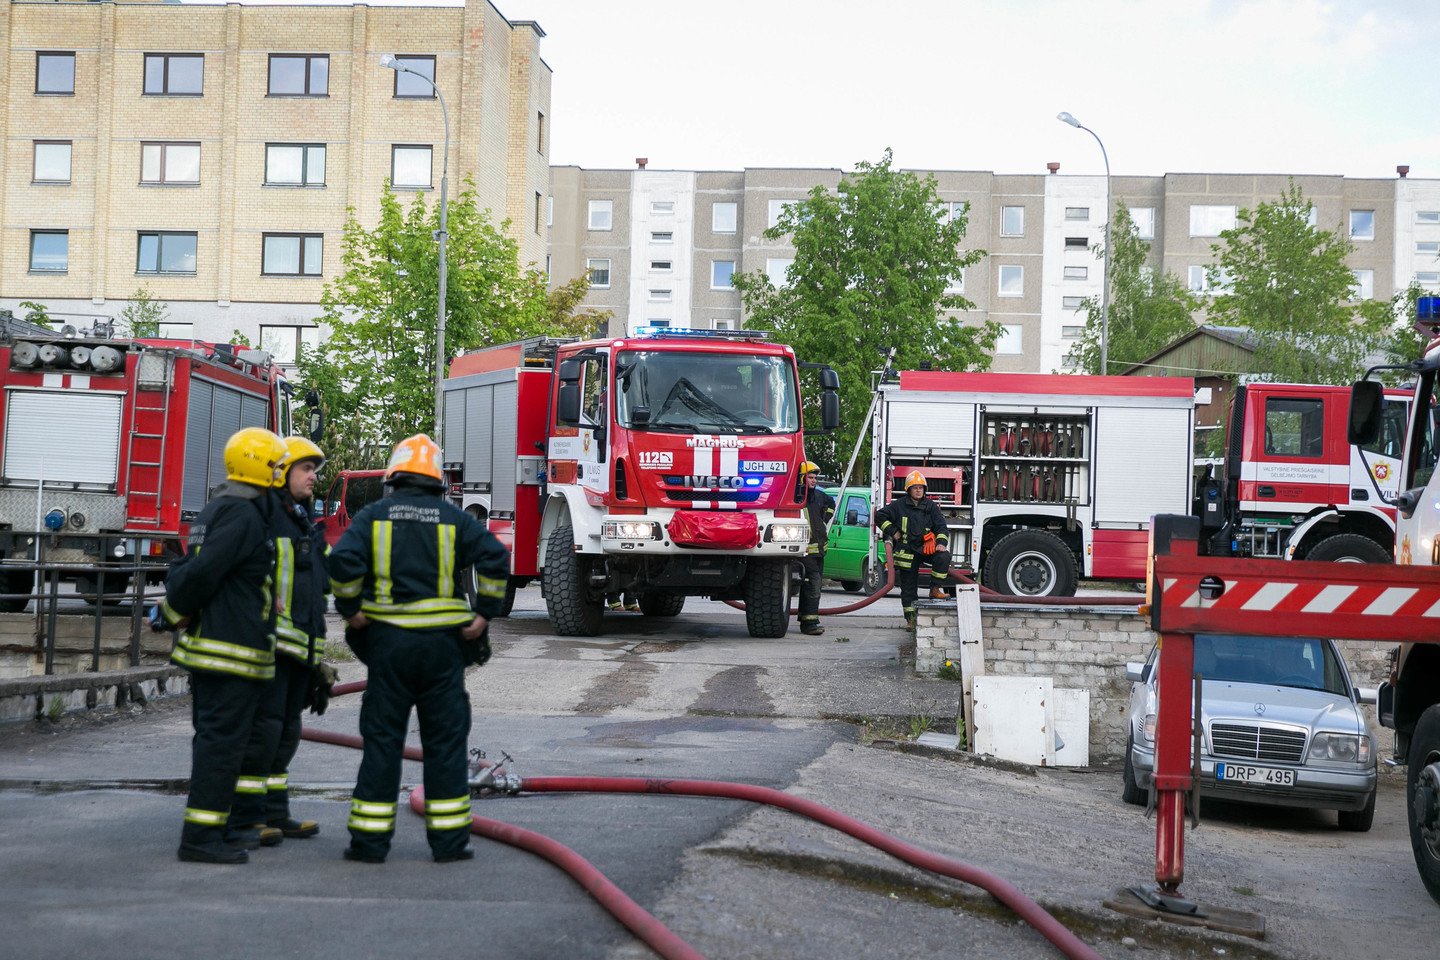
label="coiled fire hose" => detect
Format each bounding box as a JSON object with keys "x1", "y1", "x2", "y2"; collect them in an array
[{"x1": 301, "y1": 686, "x2": 1104, "y2": 960}]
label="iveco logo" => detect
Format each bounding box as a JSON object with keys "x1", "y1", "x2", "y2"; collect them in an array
[
  {"x1": 1254, "y1": 703, "x2": 1266, "y2": 716},
  {"x1": 683, "y1": 475, "x2": 744, "y2": 489}
]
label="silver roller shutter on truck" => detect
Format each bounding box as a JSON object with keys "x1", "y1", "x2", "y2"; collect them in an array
[
  {"x1": 3, "y1": 389, "x2": 124, "y2": 487},
  {"x1": 181, "y1": 378, "x2": 270, "y2": 514}
]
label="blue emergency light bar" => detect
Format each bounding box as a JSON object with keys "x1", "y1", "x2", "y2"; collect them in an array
[
  {"x1": 1419, "y1": 296, "x2": 1440, "y2": 321},
  {"x1": 635, "y1": 328, "x2": 771, "y2": 342}
]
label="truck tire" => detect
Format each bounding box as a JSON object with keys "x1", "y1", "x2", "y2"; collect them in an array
[
  {"x1": 743, "y1": 558, "x2": 791, "y2": 639},
  {"x1": 499, "y1": 578, "x2": 517, "y2": 618},
  {"x1": 542, "y1": 523, "x2": 603, "y2": 637},
  {"x1": 1304, "y1": 533, "x2": 1392, "y2": 564},
  {"x1": 1337, "y1": 787, "x2": 1376, "y2": 832},
  {"x1": 840, "y1": 578, "x2": 863, "y2": 593},
  {"x1": 638, "y1": 591, "x2": 685, "y2": 617},
  {"x1": 983, "y1": 530, "x2": 1078, "y2": 597},
  {"x1": 1121, "y1": 733, "x2": 1146, "y2": 806},
  {"x1": 1407, "y1": 704, "x2": 1440, "y2": 904},
  {"x1": 0, "y1": 569, "x2": 29, "y2": 613},
  {"x1": 861, "y1": 557, "x2": 888, "y2": 595}
]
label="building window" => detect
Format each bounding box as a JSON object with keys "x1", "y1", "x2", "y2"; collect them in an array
[
  {"x1": 143, "y1": 53, "x2": 204, "y2": 96},
  {"x1": 1418, "y1": 241, "x2": 1440, "y2": 255},
  {"x1": 945, "y1": 201, "x2": 968, "y2": 223},
  {"x1": 268, "y1": 55, "x2": 328, "y2": 96},
  {"x1": 765, "y1": 258, "x2": 793, "y2": 287},
  {"x1": 1000, "y1": 205, "x2": 1024, "y2": 237},
  {"x1": 141, "y1": 142, "x2": 200, "y2": 184},
  {"x1": 261, "y1": 233, "x2": 323, "y2": 277},
  {"x1": 1350, "y1": 210, "x2": 1375, "y2": 240},
  {"x1": 647, "y1": 319, "x2": 671, "y2": 329},
  {"x1": 537, "y1": 111, "x2": 545, "y2": 154},
  {"x1": 136, "y1": 231, "x2": 197, "y2": 275},
  {"x1": 768, "y1": 199, "x2": 796, "y2": 229},
  {"x1": 33, "y1": 141, "x2": 72, "y2": 183},
  {"x1": 712, "y1": 319, "x2": 735, "y2": 330},
  {"x1": 265, "y1": 144, "x2": 325, "y2": 186},
  {"x1": 1188, "y1": 266, "x2": 1207, "y2": 293},
  {"x1": 1188, "y1": 265, "x2": 1232, "y2": 294},
  {"x1": 1417, "y1": 272, "x2": 1440, "y2": 289},
  {"x1": 391, "y1": 55, "x2": 436, "y2": 98},
  {"x1": 1304, "y1": 206, "x2": 1318, "y2": 228},
  {"x1": 1062, "y1": 295, "x2": 1085, "y2": 310},
  {"x1": 711, "y1": 260, "x2": 735, "y2": 289},
  {"x1": 1189, "y1": 204, "x2": 1237, "y2": 237},
  {"x1": 1353, "y1": 269, "x2": 1374, "y2": 301},
  {"x1": 260, "y1": 325, "x2": 320, "y2": 365},
  {"x1": 1064, "y1": 236, "x2": 1088, "y2": 250},
  {"x1": 29, "y1": 231, "x2": 68, "y2": 273},
  {"x1": 1064, "y1": 206, "x2": 1089, "y2": 221},
  {"x1": 391, "y1": 145, "x2": 432, "y2": 188},
  {"x1": 648, "y1": 288, "x2": 672, "y2": 302},
  {"x1": 1417, "y1": 211, "x2": 1440, "y2": 225},
  {"x1": 945, "y1": 269, "x2": 964, "y2": 295},
  {"x1": 1063, "y1": 266, "x2": 1088, "y2": 280},
  {"x1": 650, "y1": 260, "x2": 672, "y2": 272},
  {"x1": 650, "y1": 231, "x2": 673, "y2": 244},
  {"x1": 1131, "y1": 207, "x2": 1156, "y2": 240},
  {"x1": 157, "y1": 320, "x2": 193, "y2": 340},
  {"x1": 534, "y1": 192, "x2": 543, "y2": 233},
  {"x1": 587, "y1": 258, "x2": 610, "y2": 288},
  {"x1": 651, "y1": 201, "x2": 674, "y2": 216},
  {"x1": 713, "y1": 201, "x2": 737, "y2": 233},
  {"x1": 547, "y1": 196, "x2": 553, "y2": 227},
  {"x1": 588, "y1": 199, "x2": 613, "y2": 231},
  {"x1": 1061, "y1": 325, "x2": 1085, "y2": 338},
  {"x1": 998, "y1": 265, "x2": 1023, "y2": 296},
  {"x1": 995, "y1": 325, "x2": 1023, "y2": 354},
  {"x1": 36, "y1": 52, "x2": 75, "y2": 95}
]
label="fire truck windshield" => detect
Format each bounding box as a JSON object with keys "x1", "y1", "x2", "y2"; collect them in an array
[{"x1": 614, "y1": 350, "x2": 799, "y2": 434}]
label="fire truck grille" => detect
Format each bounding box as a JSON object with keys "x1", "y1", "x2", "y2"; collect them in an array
[
  {"x1": 665, "y1": 490, "x2": 762, "y2": 503},
  {"x1": 1210, "y1": 722, "x2": 1307, "y2": 763}
]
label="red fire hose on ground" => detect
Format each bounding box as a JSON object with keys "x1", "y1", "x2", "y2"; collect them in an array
[{"x1": 301, "y1": 696, "x2": 1104, "y2": 960}]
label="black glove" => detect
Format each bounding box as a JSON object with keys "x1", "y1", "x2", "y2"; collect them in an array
[
  {"x1": 344, "y1": 623, "x2": 371, "y2": 665},
  {"x1": 459, "y1": 627, "x2": 492, "y2": 667},
  {"x1": 305, "y1": 662, "x2": 340, "y2": 715}
]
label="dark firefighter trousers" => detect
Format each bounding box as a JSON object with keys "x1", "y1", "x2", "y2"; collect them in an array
[
  {"x1": 183, "y1": 672, "x2": 267, "y2": 846},
  {"x1": 798, "y1": 550, "x2": 825, "y2": 626},
  {"x1": 349, "y1": 622, "x2": 472, "y2": 860},
  {"x1": 231, "y1": 657, "x2": 311, "y2": 828},
  {"x1": 894, "y1": 548, "x2": 953, "y2": 613}
]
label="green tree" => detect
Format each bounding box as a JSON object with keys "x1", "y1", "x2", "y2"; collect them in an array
[
  {"x1": 1065, "y1": 203, "x2": 1198, "y2": 374},
  {"x1": 18, "y1": 301, "x2": 51, "y2": 329},
  {"x1": 1204, "y1": 180, "x2": 1393, "y2": 384},
  {"x1": 298, "y1": 180, "x2": 596, "y2": 474},
  {"x1": 731, "y1": 149, "x2": 998, "y2": 478},
  {"x1": 119, "y1": 286, "x2": 169, "y2": 338}
]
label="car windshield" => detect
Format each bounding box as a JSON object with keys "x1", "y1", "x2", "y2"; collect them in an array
[
  {"x1": 1193, "y1": 634, "x2": 1349, "y2": 696},
  {"x1": 614, "y1": 350, "x2": 799, "y2": 434}
]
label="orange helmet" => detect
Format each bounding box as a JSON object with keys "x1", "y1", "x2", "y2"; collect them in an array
[
  {"x1": 904, "y1": 470, "x2": 927, "y2": 492},
  {"x1": 386, "y1": 434, "x2": 444, "y2": 486}
]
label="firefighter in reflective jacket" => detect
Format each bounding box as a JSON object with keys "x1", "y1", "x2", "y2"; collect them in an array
[
  {"x1": 327, "y1": 434, "x2": 511, "y2": 864},
  {"x1": 797, "y1": 461, "x2": 834, "y2": 636},
  {"x1": 156, "y1": 427, "x2": 289, "y2": 864},
  {"x1": 229, "y1": 436, "x2": 331, "y2": 843},
  {"x1": 874, "y1": 470, "x2": 952, "y2": 629}
]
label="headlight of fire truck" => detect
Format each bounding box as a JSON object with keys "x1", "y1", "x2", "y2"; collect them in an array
[
  {"x1": 765, "y1": 522, "x2": 810, "y2": 543},
  {"x1": 602, "y1": 520, "x2": 662, "y2": 541}
]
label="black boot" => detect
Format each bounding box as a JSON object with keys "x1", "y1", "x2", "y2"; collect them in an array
[
  {"x1": 269, "y1": 817, "x2": 320, "y2": 839},
  {"x1": 799, "y1": 620, "x2": 824, "y2": 636},
  {"x1": 226, "y1": 824, "x2": 284, "y2": 849},
  {"x1": 178, "y1": 841, "x2": 249, "y2": 864}
]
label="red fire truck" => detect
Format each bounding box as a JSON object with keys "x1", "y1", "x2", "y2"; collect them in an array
[
  {"x1": 0, "y1": 321, "x2": 310, "y2": 610},
  {"x1": 1195, "y1": 381, "x2": 1409, "y2": 563},
  {"x1": 442, "y1": 331, "x2": 839, "y2": 637},
  {"x1": 869, "y1": 370, "x2": 1197, "y2": 596}
]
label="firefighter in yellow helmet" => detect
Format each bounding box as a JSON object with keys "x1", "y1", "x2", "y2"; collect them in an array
[
  {"x1": 796, "y1": 461, "x2": 834, "y2": 636},
  {"x1": 229, "y1": 435, "x2": 332, "y2": 844},
  {"x1": 327, "y1": 434, "x2": 511, "y2": 863},
  {"x1": 874, "y1": 469, "x2": 951, "y2": 629},
  {"x1": 153, "y1": 426, "x2": 290, "y2": 863}
]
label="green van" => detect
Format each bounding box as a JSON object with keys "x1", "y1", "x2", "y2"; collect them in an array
[{"x1": 821, "y1": 487, "x2": 888, "y2": 593}]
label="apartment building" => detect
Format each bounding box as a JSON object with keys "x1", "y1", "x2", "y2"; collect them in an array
[
  {"x1": 550, "y1": 164, "x2": 1440, "y2": 374},
  {"x1": 1, "y1": 0, "x2": 550, "y2": 361}
]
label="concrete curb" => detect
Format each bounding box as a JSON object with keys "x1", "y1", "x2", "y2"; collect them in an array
[{"x1": 0, "y1": 665, "x2": 189, "y2": 724}]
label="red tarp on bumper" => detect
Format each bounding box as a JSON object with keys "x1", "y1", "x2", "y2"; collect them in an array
[{"x1": 666, "y1": 510, "x2": 760, "y2": 550}]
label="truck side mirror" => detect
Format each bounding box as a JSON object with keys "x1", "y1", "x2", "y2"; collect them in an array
[
  {"x1": 1348, "y1": 380, "x2": 1383, "y2": 445},
  {"x1": 556, "y1": 359, "x2": 583, "y2": 425},
  {"x1": 304, "y1": 389, "x2": 325, "y2": 443},
  {"x1": 820, "y1": 368, "x2": 840, "y2": 391},
  {"x1": 821, "y1": 391, "x2": 840, "y2": 432}
]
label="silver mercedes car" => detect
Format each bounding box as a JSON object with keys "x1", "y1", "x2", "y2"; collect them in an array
[{"x1": 1122, "y1": 633, "x2": 1378, "y2": 831}]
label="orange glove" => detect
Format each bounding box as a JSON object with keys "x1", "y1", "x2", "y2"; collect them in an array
[{"x1": 922, "y1": 531, "x2": 937, "y2": 556}]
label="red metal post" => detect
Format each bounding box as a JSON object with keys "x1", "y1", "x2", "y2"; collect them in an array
[{"x1": 1152, "y1": 629, "x2": 1194, "y2": 889}]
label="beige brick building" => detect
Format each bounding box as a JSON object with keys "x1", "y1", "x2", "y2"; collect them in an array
[{"x1": 0, "y1": 0, "x2": 550, "y2": 360}]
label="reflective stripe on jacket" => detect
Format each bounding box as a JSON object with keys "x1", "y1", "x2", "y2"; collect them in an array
[{"x1": 273, "y1": 498, "x2": 329, "y2": 664}]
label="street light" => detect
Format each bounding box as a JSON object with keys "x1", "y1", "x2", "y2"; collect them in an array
[
  {"x1": 381, "y1": 53, "x2": 451, "y2": 447},
  {"x1": 1057, "y1": 111, "x2": 1111, "y2": 375}
]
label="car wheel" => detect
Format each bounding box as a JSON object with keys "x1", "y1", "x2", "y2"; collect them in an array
[
  {"x1": 1121, "y1": 733, "x2": 1146, "y2": 806},
  {"x1": 1407, "y1": 704, "x2": 1440, "y2": 903},
  {"x1": 839, "y1": 579, "x2": 862, "y2": 593},
  {"x1": 861, "y1": 558, "x2": 887, "y2": 595},
  {"x1": 1305, "y1": 533, "x2": 1392, "y2": 564},
  {"x1": 1338, "y1": 788, "x2": 1376, "y2": 832}
]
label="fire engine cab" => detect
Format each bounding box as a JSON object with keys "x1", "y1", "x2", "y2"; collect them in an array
[{"x1": 442, "y1": 331, "x2": 839, "y2": 638}]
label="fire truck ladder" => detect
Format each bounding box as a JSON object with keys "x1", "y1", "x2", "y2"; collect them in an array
[
  {"x1": 125, "y1": 350, "x2": 175, "y2": 529},
  {"x1": 1107, "y1": 513, "x2": 1440, "y2": 939}
]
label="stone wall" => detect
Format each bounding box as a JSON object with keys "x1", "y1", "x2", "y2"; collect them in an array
[
  {"x1": 914, "y1": 600, "x2": 1396, "y2": 762},
  {"x1": 0, "y1": 664, "x2": 187, "y2": 724}
]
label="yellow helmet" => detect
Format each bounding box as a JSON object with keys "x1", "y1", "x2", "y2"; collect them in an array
[
  {"x1": 904, "y1": 470, "x2": 927, "y2": 492},
  {"x1": 385, "y1": 433, "x2": 444, "y2": 485},
  {"x1": 799, "y1": 461, "x2": 820, "y2": 476},
  {"x1": 224, "y1": 427, "x2": 290, "y2": 488},
  {"x1": 283, "y1": 435, "x2": 326, "y2": 473}
]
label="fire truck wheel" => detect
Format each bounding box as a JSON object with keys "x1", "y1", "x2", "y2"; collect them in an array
[
  {"x1": 744, "y1": 558, "x2": 791, "y2": 639},
  {"x1": 982, "y1": 530, "x2": 1077, "y2": 597},
  {"x1": 1121, "y1": 733, "x2": 1146, "y2": 807},
  {"x1": 1406, "y1": 704, "x2": 1440, "y2": 904},
  {"x1": 0, "y1": 570, "x2": 28, "y2": 613},
  {"x1": 638, "y1": 592, "x2": 686, "y2": 617},
  {"x1": 542, "y1": 523, "x2": 604, "y2": 637},
  {"x1": 499, "y1": 579, "x2": 517, "y2": 618},
  {"x1": 1303, "y1": 533, "x2": 1392, "y2": 564}
]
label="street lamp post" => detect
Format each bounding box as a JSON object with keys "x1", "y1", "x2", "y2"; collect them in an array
[
  {"x1": 1057, "y1": 111, "x2": 1111, "y2": 374},
  {"x1": 382, "y1": 54, "x2": 451, "y2": 447}
]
